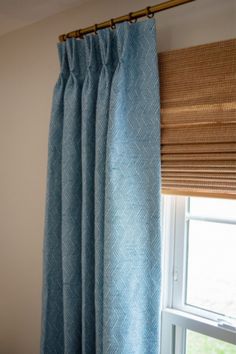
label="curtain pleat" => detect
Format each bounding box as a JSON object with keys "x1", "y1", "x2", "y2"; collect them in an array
[
  {"x1": 94, "y1": 29, "x2": 118, "y2": 354},
  {"x1": 61, "y1": 38, "x2": 86, "y2": 352},
  {"x1": 103, "y1": 21, "x2": 161, "y2": 354},
  {"x1": 41, "y1": 18, "x2": 161, "y2": 354}
]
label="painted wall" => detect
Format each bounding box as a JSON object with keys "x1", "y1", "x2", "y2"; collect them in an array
[{"x1": 0, "y1": 0, "x2": 235, "y2": 352}]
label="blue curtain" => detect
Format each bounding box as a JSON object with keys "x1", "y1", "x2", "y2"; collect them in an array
[{"x1": 41, "y1": 18, "x2": 161, "y2": 354}]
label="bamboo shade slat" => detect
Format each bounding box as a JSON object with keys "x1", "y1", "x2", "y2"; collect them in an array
[{"x1": 159, "y1": 38, "x2": 236, "y2": 199}]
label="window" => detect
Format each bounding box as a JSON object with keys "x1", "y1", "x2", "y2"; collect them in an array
[{"x1": 161, "y1": 196, "x2": 236, "y2": 354}]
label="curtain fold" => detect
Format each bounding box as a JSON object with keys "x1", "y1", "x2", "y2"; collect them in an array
[
  {"x1": 61, "y1": 38, "x2": 86, "y2": 352},
  {"x1": 41, "y1": 18, "x2": 161, "y2": 354}
]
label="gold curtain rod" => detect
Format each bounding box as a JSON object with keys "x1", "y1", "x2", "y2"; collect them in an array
[{"x1": 59, "y1": 0, "x2": 196, "y2": 42}]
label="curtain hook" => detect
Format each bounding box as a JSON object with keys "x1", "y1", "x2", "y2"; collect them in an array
[
  {"x1": 128, "y1": 12, "x2": 137, "y2": 24},
  {"x1": 110, "y1": 18, "x2": 116, "y2": 30},
  {"x1": 93, "y1": 24, "x2": 98, "y2": 35},
  {"x1": 146, "y1": 6, "x2": 154, "y2": 18}
]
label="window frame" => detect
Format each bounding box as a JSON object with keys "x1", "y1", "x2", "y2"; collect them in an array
[{"x1": 161, "y1": 195, "x2": 236, "y2": 354}]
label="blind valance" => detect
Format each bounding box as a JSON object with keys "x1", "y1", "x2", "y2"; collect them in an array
[{"x1": 159, "y1": 38, "x2": 236, "y2": 199}]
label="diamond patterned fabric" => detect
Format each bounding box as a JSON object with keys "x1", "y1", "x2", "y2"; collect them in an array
[{"x1": 41, "y1": 18, "x2": 161, "y2": 354}]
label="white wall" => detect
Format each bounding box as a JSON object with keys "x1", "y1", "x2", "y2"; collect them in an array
[{"x1": 0, "y1": 0, "x2": 235, "y2": 353}]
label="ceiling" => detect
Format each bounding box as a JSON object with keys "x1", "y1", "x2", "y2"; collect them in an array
[{"x1": 0, "y1": 0, "x2": 90, "y2": 36}]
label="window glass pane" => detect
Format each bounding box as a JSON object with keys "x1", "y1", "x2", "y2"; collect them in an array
[
  {"x1": 186, "y1": 330, "x2": 236, "y2": 354},
  {"x1": 189, "y1": 197, "x2": 236, "y2": 219},
  {"x1": 186, "y1": 220, "x2": 236, "y2": 317}
]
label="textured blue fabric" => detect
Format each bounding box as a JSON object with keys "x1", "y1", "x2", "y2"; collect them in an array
[{"x1": 41, "y1": 18, "x2": 161, "y2": 354}]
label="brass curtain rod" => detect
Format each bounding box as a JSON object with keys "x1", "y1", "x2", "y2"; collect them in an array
[{"x1": 59, "y1": 0, "x2": 195, "y2": 42}]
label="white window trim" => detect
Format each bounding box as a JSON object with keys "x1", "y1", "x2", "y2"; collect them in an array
[{"x1": 161, "y1": 195, "x2": 236, "y2": 354}]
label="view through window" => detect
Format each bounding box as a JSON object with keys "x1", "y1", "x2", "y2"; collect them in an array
[{"x1": 186, "y1": 197, "x2": 236, "y2": 318}]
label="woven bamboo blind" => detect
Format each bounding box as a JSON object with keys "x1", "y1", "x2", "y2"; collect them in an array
[{"x1": 159, "y1": 38, "x2": 236, "y2": 199}]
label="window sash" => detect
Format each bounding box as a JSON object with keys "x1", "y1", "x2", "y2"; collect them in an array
[{"x1": 161, "y1": 195, "x2": 236, "y2": 354}]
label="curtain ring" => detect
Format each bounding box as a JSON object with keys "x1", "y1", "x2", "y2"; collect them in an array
[
  {"x1": 110, "y1": 18, "x2": 116, "y2": 30},
  {"x1": 146, "y1": 6, "x2": 154, "y2": 18},
  {"x1": 77, "y1": 29, "x2": 83, "y2": 39},
  {"x1": 128, "y1": 12, "x2": 137, "y2": 24},
  {"x1": 93, "y1": 24, "x2": 98, "y2": 35}
]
